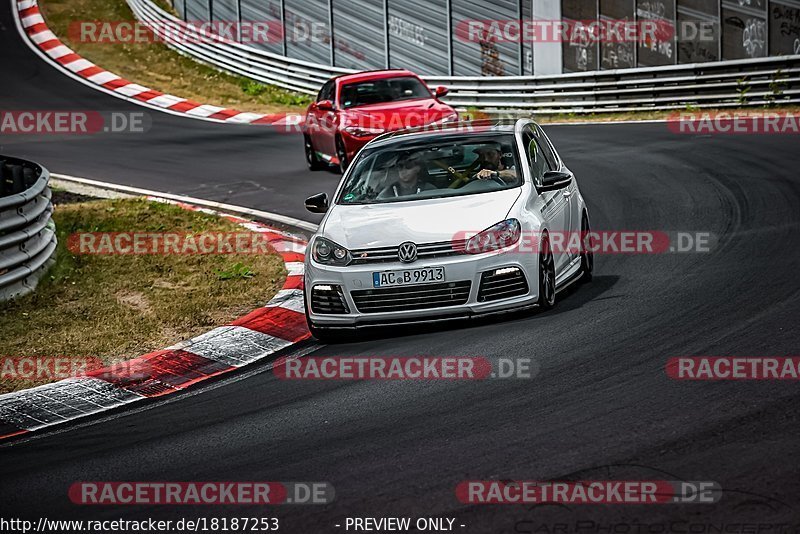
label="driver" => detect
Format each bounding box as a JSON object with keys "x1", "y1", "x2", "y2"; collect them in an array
[
  {"x1": 473, "y1": 143, "x2": 517, "y2": 183},
  {"x1": 378, "y1": 151, "x2": 436, "y2": 198}
]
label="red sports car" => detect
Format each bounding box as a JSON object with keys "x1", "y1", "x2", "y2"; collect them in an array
[{"x1": 302, "y1": 69, "x2": 458, "y2": 173}]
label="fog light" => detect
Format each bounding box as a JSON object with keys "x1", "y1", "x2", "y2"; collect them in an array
[{"x1": 493, "y1": 267, "x2": 520, "y2": 276}]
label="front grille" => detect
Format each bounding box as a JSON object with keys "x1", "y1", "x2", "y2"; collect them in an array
[
  {"x1": 351, "y1": 281, "x2": 471, "y2": 313},
  {"x1": 310, "y1": 285, "x2": 349, "y2": 314},
  {"x1": 477, "y1": 268, "x2": 529, "y2": 302},
  {"x1": 350, "y1": 239, "x2": 467, "y2": 265}
]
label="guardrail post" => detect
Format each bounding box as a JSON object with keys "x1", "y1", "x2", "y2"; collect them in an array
[
  {"x1": 235, "y1": 0, "x2": 241, "y2": 42},
  {"x1": 446, "y1": 0, "x2": 453, "y2": 76},
  {"x1": 517, "y1": 0, "x2": 523, "y2": 76},
  {"x1": 280, "y1": 0, "x2": 287, "y2": 57},
  {"x1": 328, "y1": 0, "x2": 335, "y2": 67},
  {"x1": 383, "y1": 0, "x2": 390, "y2": 69},
  {"x1": 718, "y1": 0, "x2": 722, "y2": 61}
]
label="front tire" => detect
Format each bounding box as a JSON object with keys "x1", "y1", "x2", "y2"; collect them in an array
[
  {"x1": 538, "y1": 233, "x2": 556, "y2": 310},
  {"x1": 304, "y1": 287, "x2": 339, "y2": 343},
  {"x1": 336, "y1": 136, "x2": 349, "y2": 174},
  {"x1": 304, "y1": 134, "x2": 324, "y2": 171},
  {"x1": 579, "y1": 213, "x2": 593, "y2": 283}
]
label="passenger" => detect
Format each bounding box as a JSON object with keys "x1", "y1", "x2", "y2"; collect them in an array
[{"x1": 378, "y1": 151, "x2": 436, "y2": 198}]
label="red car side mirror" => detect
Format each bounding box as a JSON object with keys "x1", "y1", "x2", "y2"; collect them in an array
[
  {"x1": 434, "y1": 86, "x2": 449, "y2": 98},
  {"x1": 317, "y1": 99, "x2": 334, "y2": 111}
]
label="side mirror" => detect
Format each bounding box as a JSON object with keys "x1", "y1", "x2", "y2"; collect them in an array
[
  {"x1": 305, "y1": 192, "x2": 329, "y2": 214},
  {"x1": 539, "y1": 171, "x2": 572, "y2": 192},
  {"x1": 316, "y1": 99, "x2": 334, "y2": 111},
  {"x1": 434, "y1": 86, "x2": 449, "y2": 98}
]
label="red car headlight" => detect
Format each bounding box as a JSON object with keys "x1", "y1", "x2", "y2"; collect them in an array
[{"x1": 343, "y1": 125, "x2": 385, "y2": 138}]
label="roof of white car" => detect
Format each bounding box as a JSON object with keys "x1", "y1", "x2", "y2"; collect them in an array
[{"x1": 370, "y1": 119, "x2": 527, "y2": 148}]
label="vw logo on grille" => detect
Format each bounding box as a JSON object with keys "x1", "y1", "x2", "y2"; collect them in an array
[{"x1": 398, "y1": 242, "x2": 418, "y2": 263}]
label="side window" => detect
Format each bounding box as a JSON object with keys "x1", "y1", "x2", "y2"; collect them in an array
[
  {"x1": 317, "y1": 81, "x2": 333, "y2": 103},
  {"x1": 533, "y1": 125, "x2": 558, "y2": 170},
  {"x1": 523, "y1": 130, "x2": 548, "y2": 185}
]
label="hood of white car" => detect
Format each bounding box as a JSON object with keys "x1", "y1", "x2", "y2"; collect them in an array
[{"x1": 321, "y1": 188, "x2": 522, "y2": 249}]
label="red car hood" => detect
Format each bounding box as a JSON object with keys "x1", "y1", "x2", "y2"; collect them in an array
[{"x1": 341, "y1": 99, "x2": 455, "y2": 131}]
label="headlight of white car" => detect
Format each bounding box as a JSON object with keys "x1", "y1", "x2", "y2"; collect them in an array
[
  {"x1": 312, "y1": 237, "x2": 351, "y2": 266},
  {"x1": 465, "y1": 219, "x2": 521, "y2": 254}
]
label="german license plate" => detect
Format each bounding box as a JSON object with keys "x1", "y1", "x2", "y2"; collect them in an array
[{"x1": 372, "y1": 267, "x2": 445, "y2": 287}]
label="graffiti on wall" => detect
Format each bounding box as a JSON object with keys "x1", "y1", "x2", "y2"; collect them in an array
[
  {"x1": 637, "y1": 0, "x2": 674, "y2": 64},
  {"x1": 601, "y1": 41, "x2": 634, "y2": 69},
  {"x1": 771, "y1": 2, "x2": 800, "y2": 55},
  {"x1": 742, "y1": 17, "x2": 766, "y2": 57}
]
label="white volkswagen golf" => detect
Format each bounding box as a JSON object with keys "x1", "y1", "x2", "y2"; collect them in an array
[{"x1": 303, "y1": 119, "x2": 592, "y2": 340}]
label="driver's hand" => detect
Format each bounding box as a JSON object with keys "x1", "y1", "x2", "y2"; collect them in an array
[{"x1": 476, "y1": 169, "x2": 498, "y2": 180}]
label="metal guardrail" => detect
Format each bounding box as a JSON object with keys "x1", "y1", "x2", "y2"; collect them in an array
[
  {"x1": 426, "y1": 56, "x2": 800, "y2": 112},
  {"x1": 0, "y1": 156, "x2": 57, "y2": 302},
  {"x1": 129, "y1": 0, "x2": 800, "y2": 113}
]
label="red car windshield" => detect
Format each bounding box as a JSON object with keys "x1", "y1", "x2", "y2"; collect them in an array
[{"x1": 339, "y1": 76, "x2": 431, "y2": 109}]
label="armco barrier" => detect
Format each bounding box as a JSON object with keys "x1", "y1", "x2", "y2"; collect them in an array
[
  {"x1": 128, "y1": 0, "x2": 800, "y2": 113},
  {"x1": 0, "y1": 156, "x2": 57, "y2": 302}
]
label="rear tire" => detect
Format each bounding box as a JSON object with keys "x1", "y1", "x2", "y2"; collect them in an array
[
  {"x1": 304, "y1": 134, "x2": 324, "y2": 171},
  {"x1": 579, "y1": 213, "x2": 593, "y2": 283},
  {"x1": 538, "y1": 233, "x2": 556, "y2": 310}
]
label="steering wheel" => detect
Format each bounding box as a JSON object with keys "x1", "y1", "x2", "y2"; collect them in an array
[
  {"x1": 470, "y1": 172, "x2": 506, "y2": 186},
  {"x1": 444, "y1": 165, "x2": 467, "y2": 182},
  {"x1": 447, "y1": 159, "x2": 483, "y2": 189}
]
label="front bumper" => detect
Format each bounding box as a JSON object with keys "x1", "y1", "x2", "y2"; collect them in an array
[{"x1": 305, "y1": 251, "x2": 539, "y2": 328}]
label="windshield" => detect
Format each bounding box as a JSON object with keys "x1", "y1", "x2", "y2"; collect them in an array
[
  {"x1": 340, "y1": 76, "x2": 432, "y2": 109},
  {"x1": 337, "y1": 134, "x2": 522, "y2": 205}
]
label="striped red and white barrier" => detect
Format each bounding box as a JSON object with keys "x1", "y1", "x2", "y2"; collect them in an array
[
  {"x1": 14, "y1": 0, "x2": 302, "y2": 127},
  {"x1": 0, "y1": 198, "x2": 310, "y2": 441}
]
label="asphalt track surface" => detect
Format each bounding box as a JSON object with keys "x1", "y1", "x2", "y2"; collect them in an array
[{"x1": 2, "y1": 2, "x2": 800, "y2": 531}]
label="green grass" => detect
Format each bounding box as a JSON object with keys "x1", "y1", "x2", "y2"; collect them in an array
[
  {"x1": 0, "y1": 197, "x2": 286, "y2": 394},
  {"x1": 39, "y1": 0, "x2": 312, "y2": 114}
]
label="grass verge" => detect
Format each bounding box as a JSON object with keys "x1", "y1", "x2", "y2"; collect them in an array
[
  {"x1": 37, "y1": 0, "x2": 312, "y2": 114},
  {"x1": 0, "y1": 194, "x2": 287, "y2": 394}
]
